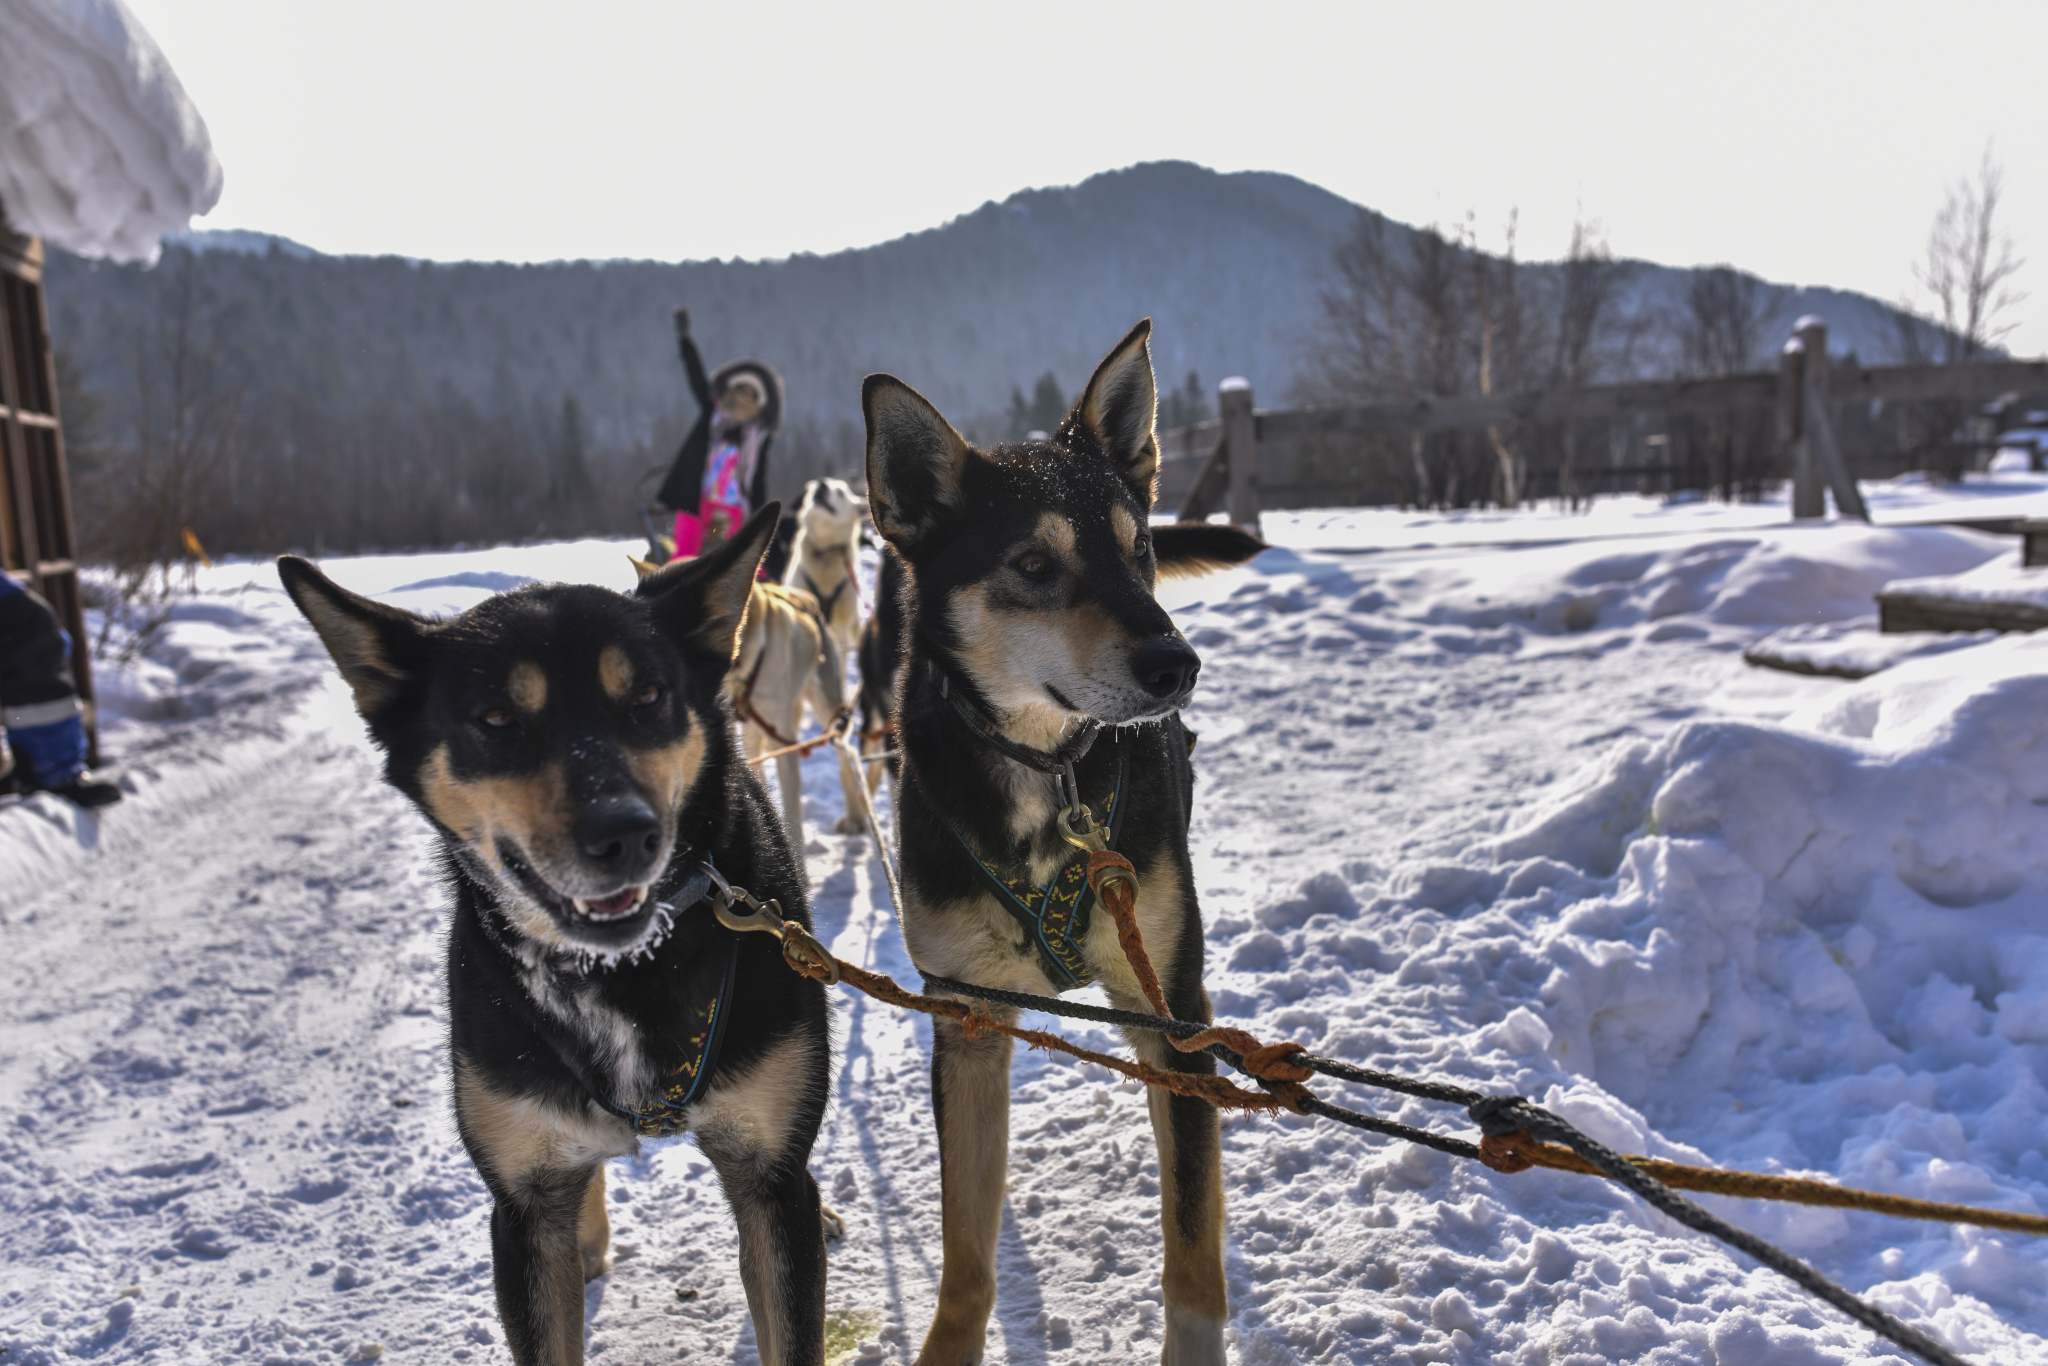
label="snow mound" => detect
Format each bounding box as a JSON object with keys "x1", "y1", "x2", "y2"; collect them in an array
[
  {"x1": 1191, "y1": 629, "x2": 2048, "y2": 1359},
  {"x1": 0, "y1": 0, "x2": 219, "y2": 261}
]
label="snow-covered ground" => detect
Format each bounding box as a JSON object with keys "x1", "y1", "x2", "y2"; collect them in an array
[{"x1": 8, "y1": 482, "x2": 2048, "y2": 1364}]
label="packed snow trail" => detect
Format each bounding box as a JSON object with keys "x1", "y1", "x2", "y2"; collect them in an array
[{"x1": 6, "y1": 509, "x2": 2048, "y2": 1363}]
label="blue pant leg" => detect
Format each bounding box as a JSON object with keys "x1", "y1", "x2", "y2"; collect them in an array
[{"x1": 0, "y1": 572, "x2": 88, "y2": 787}]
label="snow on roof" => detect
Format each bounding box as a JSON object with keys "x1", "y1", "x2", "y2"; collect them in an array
[{"x1": 0, "y1": 0, "x2": 221, "y2": 263}]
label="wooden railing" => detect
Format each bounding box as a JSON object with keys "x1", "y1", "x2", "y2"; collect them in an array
[
  {"x1": 0, "y1": 222, "x2": 97, "y2": 756},
  {"x1": 1164, "y1": 321, "x2": 2048, "y2": 524}
]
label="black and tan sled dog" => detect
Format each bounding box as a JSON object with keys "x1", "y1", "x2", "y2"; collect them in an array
[
  {"x1": 863, "y1": 320, "x2": 1266, "y2": 1366},
  {"x1": 277, "y1": 507, "x2": 832, "y2": 1366}
]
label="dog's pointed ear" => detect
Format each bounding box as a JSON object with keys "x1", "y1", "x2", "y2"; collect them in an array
[
  {"x1": 1150, "y1": 522, "x2": 1269, "y2": 579},
  {"x1": 1068, "y1": 319, "x2": 1160, "y2": 505},
  {"x1": 864, "y1": 374, "x2": 970, "y2": 552},
  {"x1": 277, "y1": 555, "x2": 428, "y2": 717},
  {"x1": 636, "y1": 501, "x2": 780, "y2": 661},
  {"x1": 628, "y1": 554, "x2": 661, "y2": 581}
]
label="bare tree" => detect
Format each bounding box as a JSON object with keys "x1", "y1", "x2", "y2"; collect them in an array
[
  {"x1": 1468, "y1": 212, "x2": 1538, "y2": 505},
  {"x1": 1548, "y1": 219, "x2": 1620, "y2": 388},
  {"x1": 1677, "y1": 266, "x2": 1784, "y2": 378},
  {"x1": 1899, "y1": 147, "x2": 2027, "y2": 364},
  {"x1": 1547, "y1": 219, "x2": 1621, "y2": 506},
  {"x1": 1311, "y1": 211, "x2": 1477, "y2": 405}
]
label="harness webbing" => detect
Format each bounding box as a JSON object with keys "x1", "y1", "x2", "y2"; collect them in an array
[
  {"x1": 951, "y1": 741, "x2": 1130, "y2": 991},
  {"x1": 798, "y1": 564, "x2": 851, "y2": 622},
  {"x1": 934, "y1": 664, "x2": 1101, "y2": 774},
  {"x1": 586, "y1": 866, "x2": 740, "y2": 1137}
]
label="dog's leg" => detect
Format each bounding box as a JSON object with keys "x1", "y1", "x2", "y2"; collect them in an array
[
  {"x1": 485, "y1": 1168, "x2": 599, "y2": 1366},
  {"x1": 830, "y1": 737, "x2": 867, "y2": 835},
  {"x1": 698, "y1": 1145, "x2": 828, "y2": 1363},
  {"x1": 457, "y1": 1060, "x2": 624, "y2": 1364},
  {"x1": 1123, "y1": 988, "x2": 1227, "y2": 1366},
  {"x1": 775, "y1": 746, "x2": 805, "y2": 842},
  {"x1": 576, "y1": 1165, "x2": 611, "y2": 1282},
  {"x1": 915, "y1": 1015, "x2": 1013, "y2": 1366}
]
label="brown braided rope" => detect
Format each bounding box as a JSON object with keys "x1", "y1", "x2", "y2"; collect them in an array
[
  {"x1": 776, "y1": 940, "x2": 1297, "y2": 1114},
  {"x1": 1480, "y1": 1129, "x2": 2048, "y2": 1235},
  {"x1": 1086, "y1": 853, "x2": 1315, "y2": 1090},
  {"x1": 746, "y1": 705, "x2": 854, "y2": 767}
]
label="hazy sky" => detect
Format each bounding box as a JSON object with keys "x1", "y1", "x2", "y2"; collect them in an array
[{"x1": 132, "y1": 0, "x2": 2047, "y2": 353}]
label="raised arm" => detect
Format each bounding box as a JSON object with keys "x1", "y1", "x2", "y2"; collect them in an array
[{"x1": 675, "y1": 308, "x2": 713, "y2": 410}]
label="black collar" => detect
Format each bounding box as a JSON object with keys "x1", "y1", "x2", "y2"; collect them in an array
[{"x1": 931, "y1": 663, "x2": 1100, "y2": 774}]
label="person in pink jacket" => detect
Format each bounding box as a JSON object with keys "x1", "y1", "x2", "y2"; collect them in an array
[{"x1": 656, "y1": 308, "x2": 784, "y2": 558}]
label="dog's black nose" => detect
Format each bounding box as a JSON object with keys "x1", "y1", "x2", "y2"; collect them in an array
[
  {"x1": 1130, "y1": 637, "x2": 1201, "y2": 699},
  {"x1": 575, "y1": 798, "x2": 663, "y2": 869}
]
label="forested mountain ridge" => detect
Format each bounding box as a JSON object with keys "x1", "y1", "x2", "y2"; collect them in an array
[{"x1": 43, "y1": 160, "x2": 1931, "y2": 556}]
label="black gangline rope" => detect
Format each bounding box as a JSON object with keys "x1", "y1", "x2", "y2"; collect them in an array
[{"x1": 922, "y1": 972, "x2": 1968, "y2": 1366}]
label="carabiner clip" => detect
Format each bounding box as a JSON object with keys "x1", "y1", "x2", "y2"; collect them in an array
[
  {"x1": 1056, "y1": 762, "x2": 1108, "y2": 853},
  {"x1": 700, "y1": 861, "x2": 788, "y2": 938}
]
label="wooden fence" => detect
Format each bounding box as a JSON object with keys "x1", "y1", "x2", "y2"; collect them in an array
[{"x1": 1164, "y1": 319, "x2": 2048, "y2": 524}]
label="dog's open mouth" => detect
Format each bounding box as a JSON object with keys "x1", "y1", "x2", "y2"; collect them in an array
[
  {"x1": 573, "y1": 886, "x2": 648, "y2": 922},
  {"x1": 496, "y1": 845, "x2": 660, "y2": 946}
]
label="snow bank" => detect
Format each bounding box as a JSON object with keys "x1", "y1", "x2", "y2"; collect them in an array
[
  {"x1": 1172, "y1": 538, "x2": 2048, "y2": 1361},
  {"x1": 0, "y1": 0, "x2": 220, "y2": 261}
]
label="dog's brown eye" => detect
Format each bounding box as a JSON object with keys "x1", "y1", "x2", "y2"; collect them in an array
[
  {"x1": 633, "y1": 684, "x2": 663, "y2": 708},
  {"x1": 1016, "y1": 552, "x2": 1051, "y2": 578},
  {"x1": 1134, "y1": 535, "x2": 1152, "y2": 559},
  {"x1": 480, "y1": 708, "x2": 514, "y2": 729}
]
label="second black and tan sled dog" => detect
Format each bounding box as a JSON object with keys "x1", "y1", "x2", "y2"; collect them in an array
[
  {"x1": 278, "y1": 508, "x2": 833, "y2": 1366},
  {"x1": 862, "y1": 320, "x2": 1267, "y2": 1365}
]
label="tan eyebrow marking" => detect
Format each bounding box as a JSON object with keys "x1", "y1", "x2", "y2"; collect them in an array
[
  {"x1": 1033, "y1": 512, "x2": 1078, "y2": 555},
  {"x1": 598, "y1": 646, "x2": 634, "y2": 701},
  {"x1": 507, "y1": 661, "x2": 547, "y2": 712},
  {"x1": 1110, "y1": 503, "x2": 1139, "y2": 553}
]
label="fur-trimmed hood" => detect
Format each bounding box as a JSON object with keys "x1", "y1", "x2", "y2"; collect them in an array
[{"x1": 710, "y1": 359, "x2": 785, "y2": 436}]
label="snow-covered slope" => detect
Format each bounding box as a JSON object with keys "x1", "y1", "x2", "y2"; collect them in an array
[
  {"x1": 4, "y1": 507, "x2": 2046, "y2": 1364},
  {"x1": 0, "y1": 0, "x2": 220, "y2": 261}
]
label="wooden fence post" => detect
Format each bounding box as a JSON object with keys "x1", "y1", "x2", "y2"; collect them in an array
[
  {"x1": 1793, "y1": 316, "x2": 1870, "y2": 522},
  {"x1": 1780, "y1": 335, "x2": 1824, "y2": 518},
  {"x1": 1219, "y1": 377, "x2": 1259, "y2": 528}
]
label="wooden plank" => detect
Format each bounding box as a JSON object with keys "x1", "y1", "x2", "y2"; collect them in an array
[
  {"x1": 1257, "y1": 372, "x2": 1778, "y2": 442},
  {"x1": 1185, "y1": 359, "x2": 2048, "y2": 450},
  {"x1": 1877, "y1": 591, "x2": 2048, "y2": 634},
  {"x1": 1829, "y1": 359, "x2": 2048, "y2": 405}
]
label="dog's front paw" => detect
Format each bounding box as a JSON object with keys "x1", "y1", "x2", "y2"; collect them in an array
[
  {"x1": 581, "y1": 1248, "x2": 612, "y2": 1282},
  {"x1": 833, "y1": 813, "x2": 867, "y2": 835},
  {"x1": 820, "y1": 1203, "x2": 847, "y2": 1240}
]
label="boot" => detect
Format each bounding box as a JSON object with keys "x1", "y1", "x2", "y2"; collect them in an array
[{"x1": 49, "y1": 770, "x2": 123, "y2": 809}]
